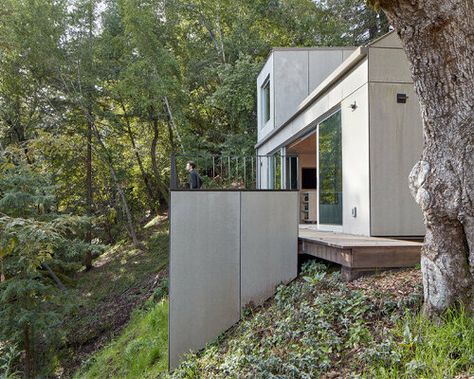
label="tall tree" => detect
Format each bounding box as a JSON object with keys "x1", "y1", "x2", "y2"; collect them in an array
[
  {"x1": 370, "y1": 0, "x2": 474, "y2": 315},
  {"x1": 0, "y1": 0, "x2": 66, "y2": 156},
  {"x1": 0, "y1": 153, "x2": 94, "y2": 377},
  {"x1": 65, "y1": 0, "x2": 140, "y2": 247}
]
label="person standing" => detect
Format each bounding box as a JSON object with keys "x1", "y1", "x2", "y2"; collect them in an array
[{"x1": 186, "y1": 161, "x2": 202, "y2": 189}]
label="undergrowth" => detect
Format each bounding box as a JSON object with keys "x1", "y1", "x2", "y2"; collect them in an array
[
  {"x1": 365, "y1": 307, "x2": 474, "y2": 378},
  {"x1": 169, "y1": 261, "x2": 473, "y2": 379},
  {"x1": 74, "y1": 297, "x2": 168, "y2": 379},
  {"x1": 70, "y1": 258, "x2": 473, "y2": 379}
]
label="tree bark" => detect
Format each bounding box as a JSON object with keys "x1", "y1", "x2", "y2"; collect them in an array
[
  {"x1": 119, "y1": 101, "x2": 159, "y2": 211},
  {"x1": 84, "y1": 119, "x2": 93, "y2": 270},
  {"x1": 24, "y1": 324, "x2": 32, "y2": 379},
  {"x1": 42, "y1": 263, "x2": 66, "y2": 291},
  {"x1": 162, "y1": 97, "x2": 181, "y2": 191},
  {"x1": 108, "y1": 165, "x2": 140, "y2": 247},
  {"x1": 376, "y1": 0, "x2": 474, "y2": 315},
  {"x1": 149, "y1": 109, "x2": 170, "y2": 208},
  {"x1": 82, "y1": 109, "x2": 140, "y2": 247}
]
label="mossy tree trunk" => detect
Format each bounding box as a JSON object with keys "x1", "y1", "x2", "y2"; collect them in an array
[{"x1": 374, "y1": 0, "x2": 474, "y2": 315}]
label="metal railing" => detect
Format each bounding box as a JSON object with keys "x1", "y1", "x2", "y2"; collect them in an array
[{"x1": 170, "y1": 153, "x2": 302, "y2": 190}]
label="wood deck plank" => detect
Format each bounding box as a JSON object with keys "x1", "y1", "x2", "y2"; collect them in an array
[
  {"x1": 299, "y1": 228, "x2": 422, "y2": 248},
  {"x1": 298, "y1": 227, "x2": 422, "y2": 280}
]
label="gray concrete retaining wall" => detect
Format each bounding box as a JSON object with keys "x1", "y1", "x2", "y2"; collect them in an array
[
  {"x1": 240, "y1": 192, "x2": 298, "y2": 307},
  {"x1": 169, "y1": 191, "x2": 298, "y2": 370}
]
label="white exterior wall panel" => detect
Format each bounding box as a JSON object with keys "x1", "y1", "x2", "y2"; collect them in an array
[
  {"x1": 369, "y1": 48, "x2": 412, "y2": 83},
  {"x1": 169, "y1": 191, "x2": 241, "y2": 369},
  {"x1": 341, "y1": 84, "x2": 371, "y2": 236},
  {"x1": 257, "y1": 54, "x2": 274, "y2": 141},
  {"x1": 258, "y1": 59, "x2": 369, "y2": 157},
  {"x1": 368, "y1": 82, "x2": 424, "y2": 236},
  {"x1": 308, "y1": 50, "x2": 352, "y2": 93},
  {"x1": 274, "y1": 50, "x2": 309, "y2": 128},
  {"x1": 370, "y1": 31, "x2": 404, "y2": 48},
  {"x1": 241, "y1": 192, "x2": 298, "y2": 307},
  {"x1": 169, "y1": 191, "x2": 298, "y2": 369},
  {"x1": 257, "y1": 48, "x2": 355, "y2": 144}
]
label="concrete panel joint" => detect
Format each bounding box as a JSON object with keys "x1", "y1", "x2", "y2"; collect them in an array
[{"x1": 169, "y1": 191, "x2": 298, "y2": 370}]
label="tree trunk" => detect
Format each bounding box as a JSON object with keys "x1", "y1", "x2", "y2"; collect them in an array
[
  {"x1": 162, "y1": 97, "x2": 181, "y2": 191},
  {"x1": 84, "y1": 119, "x2": 93, "y2": 270},
  {"x1": 42, "y1": 263, "x2": 66, "y2": 291},
  {"x1": 149, "y1": 111, "x2": 170, "y2": 208},
  {"x1": 23, "y1": 324, "x2": 32, "y2": 379},
  {"x1": 119, "y1": 101, "x2": 159, "y2": 211},
  {"x1": 83, "y1": 109, "x2": 140, "y2": 247},
  {"x1": 108, "y1": 165, "x2": 140, "y2": 247},
  {"x1": 376, "y1": 0, "x2": 474, "y2": 315}
]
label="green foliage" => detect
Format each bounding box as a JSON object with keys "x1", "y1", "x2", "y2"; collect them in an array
[
  {"x1": 206, "y1": 55, "x2": 261, "y2": 155},
  {"x1": 75, "y1": 299, "x2": 169, "y2": 379},
  {"x1": 364, "y1": 307, "x2": 474, "y2": 378},
  {"x1": 170, "y1": 261, "x2": 374, "y2": 378},
  {"x1": 0, "y1": 153, "x2": 97, "y2": 375},
  {"x1": 168, "y1": 264, "x2": 472, "y2": 378},
  {"x1": 0, "y1": 344, "x2": 21, "y2": 379}
]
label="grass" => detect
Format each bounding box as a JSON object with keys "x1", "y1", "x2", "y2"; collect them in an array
[
  {"x1": 75, "y1": 223, "x2": 168, "y2": 306},
  {"x1": 74, "y1": 299, "x2": 169, "y2": 379},
  {"x1": 60, "y1": 221, "x2": 169, "y2": 376},
  {"x1": 69, "y1": 250, "x2": 473, "y2": 379},
  {"x1": 169, "y1": 262, "x2": 474, "y2": 379},
  {"x1": 367, "y1": 307, "x2": 474, "y2": 378}
]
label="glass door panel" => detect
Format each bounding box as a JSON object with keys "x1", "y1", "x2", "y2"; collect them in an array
[
  {"x1": 318, "y1": 111, "x2": 342, "y2": 225},
  {"x1": 285, "y1": 156, "x2": 298, "y2": 189}
]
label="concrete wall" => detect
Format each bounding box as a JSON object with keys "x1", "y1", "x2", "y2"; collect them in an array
[
  {"x1": 368, "y1": 39, "x2": 424, "y2": 236},
  {"x1": 169, "y1": 191, "x2": 298, "y2": 370},
  {"x1": 241, "y1": 192, "x2": 298, "y2": 307},
  {"x1": 341, "y1": 84, "x2": 371, "y2": 236},
  {"x1": 169, "y1": 191, "x2": 241, "y2": 370},
  {"x1": 257, "y1": 48, "x2": 355, "y2": 144},
  {"x1": 368, "y1": 82, "x2": 424, "y2": 236}
]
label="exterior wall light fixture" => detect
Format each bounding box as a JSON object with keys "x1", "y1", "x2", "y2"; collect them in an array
[{"x1": 397, "y1": 93, "x2": 407, "y2": 103}]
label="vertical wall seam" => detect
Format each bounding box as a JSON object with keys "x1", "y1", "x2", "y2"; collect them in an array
[
  {"x1": 239, "y1": 192, "x2": 242, "y2": 317},
  {"x1": 367, "y1": 48, "x2": 372, "y2": 236},
  {"x1": 167, "y1": 192, "x2": 173, "y2": 371}
]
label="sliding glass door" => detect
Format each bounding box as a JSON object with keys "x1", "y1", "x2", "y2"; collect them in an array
[{"x1": 318, "y1": 111, "x2": 342, "y2": 225}]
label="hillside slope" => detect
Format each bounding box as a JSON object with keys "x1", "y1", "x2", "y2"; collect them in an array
[
  {"x1": 169, "y1": 262, "x2": 474, "y2": 379},
  {"x1": 62, "y1": 220, "x2": 169, "y2": 377}
]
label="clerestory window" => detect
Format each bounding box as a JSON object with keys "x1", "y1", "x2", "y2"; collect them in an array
[{"x1": 262, "y1": 78, "x2": 270, "y2": 124}]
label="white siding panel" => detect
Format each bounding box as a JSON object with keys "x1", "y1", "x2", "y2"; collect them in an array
[
  {"x1": 341, "y1": 84, "x2": 371, "y2": 236},
  {"x1": 369, "y1": 48, "x2": 412, "y2": 83},
  {"x1": 273, "y1": 50, "x2": 309, "y2": 127},
  {"x1": 369, "y1": 82, "x2": 424, "y2": 236}
]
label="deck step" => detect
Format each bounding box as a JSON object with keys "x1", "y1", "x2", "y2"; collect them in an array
[{"x1": 298, "y1": 228, "x2": 422, "y2": 281}]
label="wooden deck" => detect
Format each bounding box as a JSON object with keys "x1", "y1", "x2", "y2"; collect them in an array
[{"x1": 298, "y1": 226, "x2": 422, "y2": 281}]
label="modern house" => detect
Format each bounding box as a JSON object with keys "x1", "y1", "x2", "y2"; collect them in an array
[
  {"x1": 169, "y1": 32, "x2": 428, "y2": 368},
  {"x1": 256, "y1": 31, "x2": 425, "y2": 238}
]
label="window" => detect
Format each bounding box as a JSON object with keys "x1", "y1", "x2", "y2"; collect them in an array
[
  {"x1": 286, "y1": 156, "x2": 298, "y2": 189},
  {"x1": 262, "y1": 78, "x2": 270, "y2": 124},
  {"x1": 268, "y1": 151, "x2": 281, "y2": 189},
  {"x1": 318, "y1": 111, "x2": 342, "y2": 225}
]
